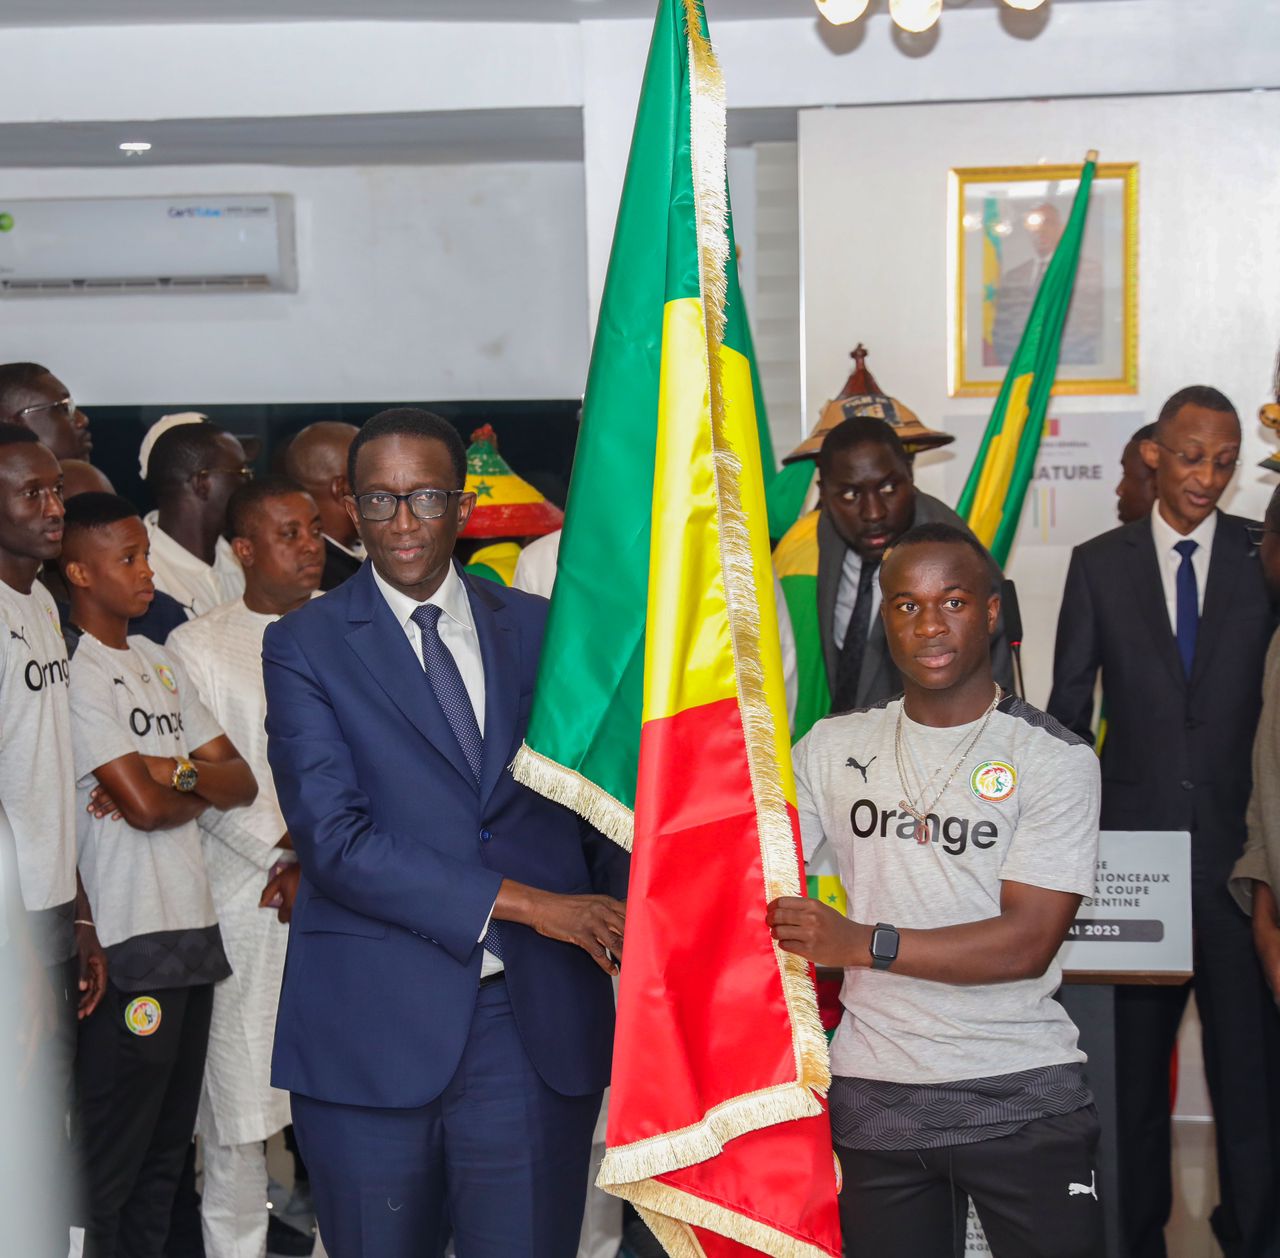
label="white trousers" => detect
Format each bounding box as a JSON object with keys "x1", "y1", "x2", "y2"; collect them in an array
[
  {"x1": 201, "y1": 1138, "x2": 268, "y2": 1258},
  {"x1": 578, "y1": 1085, "x2": 623, "y2": 1258}
]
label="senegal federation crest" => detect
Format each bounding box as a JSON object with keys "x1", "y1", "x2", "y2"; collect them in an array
[
  {"x1": 124, "y1": 996, "x2": 162, "y2": 1037},
  {"x1": 155, "y1": 664, "x2": 178, "y2": 694},
  {"x1": 970, "y1": 760, "x2": 1016, "y2": 803}
]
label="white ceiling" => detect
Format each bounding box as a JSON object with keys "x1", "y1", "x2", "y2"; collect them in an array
[
  {"x1": 0, "y1": 107, "x2": 802, "y2": 168},
  {"x1": 0, "y1": 0, "x2": 1116, "y2": 24}
]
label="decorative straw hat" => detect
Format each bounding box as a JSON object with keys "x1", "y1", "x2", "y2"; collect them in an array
[{"x1": 782, "y1": 344, "x2": 954, "y2": 464}]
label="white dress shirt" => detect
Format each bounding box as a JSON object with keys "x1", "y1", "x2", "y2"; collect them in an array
[
  {"x1": 144, "y1": 511, "x2": 245, "y2": 619},
  {"x1": 832, "y1": 547, "x2": 883, "y2": 651},
  {"x1": 371, "y1": 562, "x2": 501, "y2": 975},
  {"x1": 323, "y1": 534, "x2": 365, "y2": 561},
  {"x1": 1150, "y1": 505, "x2": 1216, "y2": 633},
  {"x1": 511, "y1": 529, "x2": 561, "y2": 599}
]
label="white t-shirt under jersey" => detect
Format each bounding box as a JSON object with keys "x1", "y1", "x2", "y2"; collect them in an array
[
  {"x1": 0, "y1": 578, "x2": 77, "y2": 962},
  {"x1": 794, "y1": 692, "x2": 1100, "y2": 1086}
]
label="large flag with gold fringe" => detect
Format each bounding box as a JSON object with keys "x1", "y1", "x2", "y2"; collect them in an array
[
  {"x1": 958, "y1": 152, "x2": 1097, "y2": 566},
  {"x1": 511, "y1": 1, "x2": 840, "y2": 1253}
]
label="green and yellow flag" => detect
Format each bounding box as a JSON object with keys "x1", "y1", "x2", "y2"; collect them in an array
[
  {"x1": 981, "y1": 194, "x2": 1002, "y2": 365},
  {"x1": 513, "y1": 1, "x2": 840, "y2": 1252},
  {"x1": 958, "y1": 153, "x2": 1098, "y2": 566}
]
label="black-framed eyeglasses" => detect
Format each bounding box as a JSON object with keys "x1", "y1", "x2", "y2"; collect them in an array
[
  {"x1": 1246, "y1": 525, "x2": 1280, "y2": 547},
  {"x1": 352, "y1": 489, "x2": 467, "y2": 522},
  {"x1": 16, "y1": 396, "x2": 76, "y2": 422},
  {"x1": 1154, "y1": 441, "x2": 1239, "y2": 473}
]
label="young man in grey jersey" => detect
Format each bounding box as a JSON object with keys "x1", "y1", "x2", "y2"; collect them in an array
[
  {"x1": 769, "y1": 522, "x2": 1102, "y2": 1258},
  {"x1": 62, "y1": 493, "x2": 257, "y2": 1258},
  {"x1": 0, "y1": 425, "x2": 107, "y2": 1256}
]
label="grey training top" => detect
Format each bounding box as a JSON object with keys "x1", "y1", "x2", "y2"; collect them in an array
[
  {"x1": 795, "y1": 694, "x2": 1100, "y2": 1088},
  {"x1": 70, "y1": 632, "x2": 230, "y2": 991}
]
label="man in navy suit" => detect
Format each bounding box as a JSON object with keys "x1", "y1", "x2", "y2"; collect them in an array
[
  {"x1": 262, "y1": 408, "x2": 628, "y2": 1258},
  {"x1": 1048, "y1": 387, "x2": 1280, "y2": 1258}
]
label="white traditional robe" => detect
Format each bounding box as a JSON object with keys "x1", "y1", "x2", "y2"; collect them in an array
[{"x1": 168, "y1": 599, "x2": 290, "y2": 1147}]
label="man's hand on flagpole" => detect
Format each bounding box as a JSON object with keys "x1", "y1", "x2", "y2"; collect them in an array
[
  {"x1": 494, "y1": 881, "x2": 626, "y2": 976},
  {"x1": 767, "y1": 896, "x2": 869, "y2": 969}
]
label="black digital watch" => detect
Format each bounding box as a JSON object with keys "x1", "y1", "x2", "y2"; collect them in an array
[{"x1": 869, "y1": 922, "x2": 899, "y2": 971}]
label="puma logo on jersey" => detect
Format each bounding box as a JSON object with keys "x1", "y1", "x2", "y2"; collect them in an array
[
  {"x1": 9, "y1": 626, "x2": 29, "y2": 647},
  {"x1": 846, "y1": 755, "x2": 876, "y2": 783},
  {"x1": 113, "y1": 677, "x2": 127, "y2": 687},
  {"x1": 1068, "y1": 1172, "x2": 1097, "y2": 1200}
]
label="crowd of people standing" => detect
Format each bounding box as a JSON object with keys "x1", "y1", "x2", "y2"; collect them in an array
[{"x1": 1, "y1": 355, "x2": 1278, "y2": 1258}]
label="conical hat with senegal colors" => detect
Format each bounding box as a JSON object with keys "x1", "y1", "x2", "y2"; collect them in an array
[
  {"x1": 460, "y1": 424, "x2": 565, "y2": 539},
  {"x1": 782, "y1": 343, "x2": 954, "y2": 464}
]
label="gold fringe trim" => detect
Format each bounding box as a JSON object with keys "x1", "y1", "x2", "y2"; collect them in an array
[
  {"x1": 634, "y1": 1211, "x2": 705, "y2": 1258},
  {"x1": 510, "y1": 742, "x2": 635, "y2": 851},
  {"x1": 596, "y1": 17, "x2": 834, "y2": 1254},
  {"x1": 619, "y1": 1181, "x2": 836, "y2": 1258},
  {"x1": 598, "y1": 1081, "x2": 821, "y2": 1188},
  {"x1": 682, "y1": 0, "x2": 831, "y2": 1099}
]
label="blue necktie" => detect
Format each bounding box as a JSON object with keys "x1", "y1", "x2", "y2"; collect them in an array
[
  {"x1": 1174, "y1": 539, "x2": 1199, "y2": 678},
  {"x1": 410, "y1": 603, "x2": 502, "y2": 962}
]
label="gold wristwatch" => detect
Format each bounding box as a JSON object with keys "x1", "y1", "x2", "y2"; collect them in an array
[{"x1": 171, "y1": 757, "x2": 199, "y2": 793}]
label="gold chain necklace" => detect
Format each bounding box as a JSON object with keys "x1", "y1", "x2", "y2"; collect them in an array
[{"x1": 894, "y1": 685, "x2": 1002, "y2": 845}]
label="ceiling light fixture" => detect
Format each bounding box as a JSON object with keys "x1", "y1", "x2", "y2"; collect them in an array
[
  {"x1": 889, "y1": 0, "x2": 943, "y2": 32},
  {"x1": 118, "y1": 141, "x2": 152, "y2": 154},
  {"x1": 814, "y1": 0, "x2": 1051, "y2": 30},
  {"x1": 814, "y1": 0, "x2": 871, "y2": 24}
]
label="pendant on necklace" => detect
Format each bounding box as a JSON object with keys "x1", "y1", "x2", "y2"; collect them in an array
[{"x1": 899, "y1": 801, "x2": 932, "y2": 846}]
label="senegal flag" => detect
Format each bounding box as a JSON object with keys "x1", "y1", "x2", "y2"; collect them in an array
[
  {"x1": 958, "y1": 153, "x2": 1097, "y2": 567},
  {"x1": 512, "y1": 1, "x2": 839, "y2": 1253}
]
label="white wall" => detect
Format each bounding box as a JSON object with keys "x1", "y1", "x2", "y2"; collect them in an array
[
  {"x1": 0, "y1": 161, "x2": 589, "y2": 406},
  {"x1": 750, "y1": 142, "x2": 804, "y2": 457},
  {"x1": 799, "y1": 91, "x2": 1280, "y2": 705}
]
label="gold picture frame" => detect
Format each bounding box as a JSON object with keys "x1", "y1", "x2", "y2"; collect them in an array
[{"x1": 948, "y1": 161, "x2": 1138, "y2": 398}]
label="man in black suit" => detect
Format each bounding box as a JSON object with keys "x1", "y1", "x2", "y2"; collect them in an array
[
  {"x1": 776, "y1": 417, "x2": 1014, "y2": 738},
  {"x1": 284, "y1": 422, "x2": 363, "y2": 591},
  {"x1": 1048, "y1": 386, "x2": 1280, "y2": 1258}
]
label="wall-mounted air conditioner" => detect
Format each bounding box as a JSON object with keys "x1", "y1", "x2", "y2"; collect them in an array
[{"x1": 0, "y1": 194, "x2": 298, "y2": 295}]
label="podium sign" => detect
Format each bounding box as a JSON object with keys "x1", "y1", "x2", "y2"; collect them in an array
[
  {"x1": 1058, "y1": 830, "x2": 1192, "y2": 980},
  {"x1": 965, "y1": 831, "x2": 1191, "y2": 1256}
]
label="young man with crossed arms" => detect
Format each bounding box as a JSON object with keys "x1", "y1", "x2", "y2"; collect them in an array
[{"x1": 769, "y1": 523, "x2": 1101, "y2": 1258}]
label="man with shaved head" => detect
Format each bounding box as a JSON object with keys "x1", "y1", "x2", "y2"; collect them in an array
[
  {"x1": 283, "y1": 421, "x2": 362, "y2": 590},
  {"x1": 143, "y1": 418, "x2": 251, "y2": 618},
  {"x1": 60, "y1": 460, "x2": 113, "y2": 501}
]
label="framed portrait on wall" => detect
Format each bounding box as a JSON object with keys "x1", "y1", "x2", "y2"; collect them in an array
[{"x1": 948, "y1": 161, "x2": 1138, "y2": 397}]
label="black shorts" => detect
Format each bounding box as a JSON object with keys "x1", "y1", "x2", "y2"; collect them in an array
[{"x1": 837, "y1": 1106, "x2": 1103, "y2": 1258}]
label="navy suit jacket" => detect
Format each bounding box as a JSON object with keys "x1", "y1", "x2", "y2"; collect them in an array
[
  {"x1": 263, "y1": 561, "x2": 626, "y2": 1109},
  {"x1": 1047, "y1": 512, "x2": 1275, "y2": 893}
]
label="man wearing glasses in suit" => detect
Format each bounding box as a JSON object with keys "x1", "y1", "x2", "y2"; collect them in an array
[
  {"x1": 262, "y1": 408, "x2": 627, "y2": 1258},
  {"x1": 1048, "y1": 386, "x2": 1280, "y2": 1258}
]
